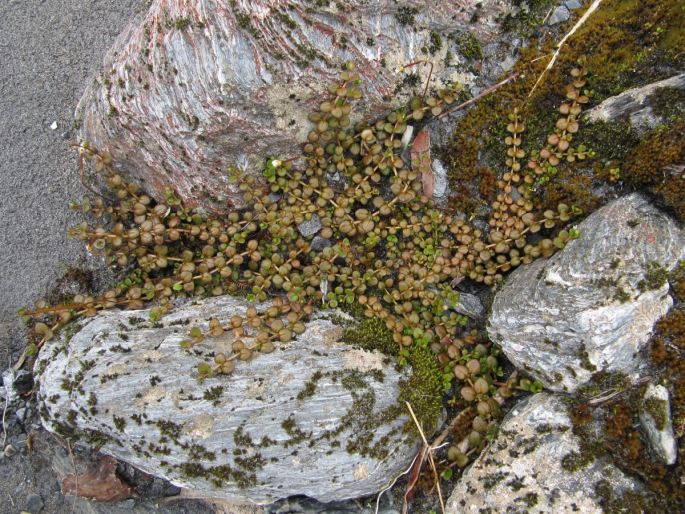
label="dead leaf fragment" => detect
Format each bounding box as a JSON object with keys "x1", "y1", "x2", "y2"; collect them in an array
[
  {"x1": 62, "y1": 455, "x2": 135, "y2": 502},
  {"x1": 410, "y1": 129, "x2": 433, "y2": 198}
]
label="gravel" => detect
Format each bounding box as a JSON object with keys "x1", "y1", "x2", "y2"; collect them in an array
[
  {"x1": 0, "y1": 0, "x2": 139, "y2": 361},
  {"x1": 0, "y1": 2, "x2": 215, "y2": 513}
]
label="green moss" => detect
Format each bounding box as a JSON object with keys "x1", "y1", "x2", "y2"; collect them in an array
[
  {"x1": 188, "y1": 443, "x2": 216, "y2": 461},
  {"x1": 498, "y1": 0, "x2": 557, "y2": 38},
  {"x1": 395, "y1": 6, "x2": 418, "y2": 27},
  {"x1": 342, "y1": 316, "x2": 395, "y2": 355},
  {"x1": 428, "y1": 30, "x2": 442, "y2": 55},
  {"x1": 643, "y1": 396, "x2": 668, "y2": 431},
  {"x1": 296, "y1": 370, "x2": 323, "y2": 400},
  {"x1": 203, "y1": 385, "x2": 224, "y2": 406},
  {"x1": 561, "y1": 449, "x2": 596, "y2": 472},
  {"x1": 397, "y1": 345, "x2": 443, "y2": 436},
  {"x1": 281, "y1": 414, "x2": 309, "y2": 448},
  {"x1": 341, "y1": 316, "x2": 441, "y2": 434},
  {"x1": 453, "y1": 31, "x2": 482, "y2": 61},
  {"x1": 113, "y1": 415, "x2": 126, "y2": 432},
  {"x1": 639, "y1": 262, "x2": 669, "y2": 292},
  {"x1": 156, "y1": 419, "x2": 182, "y2": 441}
]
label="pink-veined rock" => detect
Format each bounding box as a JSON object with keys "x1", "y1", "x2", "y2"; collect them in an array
[{"x1": 76, "y1": 0, "x2": 511, "y2": 212}]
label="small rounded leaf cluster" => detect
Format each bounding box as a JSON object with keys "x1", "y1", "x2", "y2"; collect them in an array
[{"x1": 28, "y1": 62, "x2": 587, "y2": 396}]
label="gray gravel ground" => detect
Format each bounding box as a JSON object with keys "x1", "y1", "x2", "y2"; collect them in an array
[
  {"x1": 0, "y1": 0, "x2": 141, "y2": 361},
  {"x1": 0, "y1": 1, "x2": 212, "y2": 513}
]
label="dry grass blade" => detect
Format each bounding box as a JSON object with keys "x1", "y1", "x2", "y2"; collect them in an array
[
  {"x1": 403, "y1": 401, "x2": 445, "y2": 514},
  {"x1": 438, "y1": 72, "x2": 519, "y2": 119},
  {"x1": 528, "y1": 0, "x2": 604, "y2": 98}
]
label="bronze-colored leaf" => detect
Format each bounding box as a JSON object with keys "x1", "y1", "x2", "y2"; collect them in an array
[{"x1": 62, "y1": 455, "x2": 134, "y2": 502}]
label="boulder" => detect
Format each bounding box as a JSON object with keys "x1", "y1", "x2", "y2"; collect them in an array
[
  {"x1": 445, "y1": 393, "x2": 643, "y2": 513},
  {"x1": 639, "y1": 384, "x2": 678, "y2": 465},
  {"x1": 75, "y1": 0, "x2": 512, "y2": 212},
  {"x1": 34, "y1": 296, "x2": 418, "y2": 504},
  {"x1": 489, "y1": 193, "x2": 685, "y2": 393}
]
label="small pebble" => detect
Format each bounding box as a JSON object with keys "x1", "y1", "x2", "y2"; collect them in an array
[
  {"x1": 297, "y1": 213, "x2": 322, "y2": 238},
  {"x1": 49, "y1": 121, "x2": 57, "y2": 130},
  {"x1": 547, "y1": 5, "x2": 571, "y2": 25},
  {"x1": 565, "y1": 0, "x2": 582, "y2": 10},
  {"x1": 16, "y1": 407, "x2": 26, "y2": 422},
  {"x1": 14, "y1": 369, "x2": 34, "y2": 395},
  {"x1": 26, "y1": 492, "x2": 44, "y2": 514},
  {"x1": 4, "y1": 444, "x2": 17, "y2": 457},
  {"x1": 310, "y1": 235, "x2": 331, "y2": 252}
]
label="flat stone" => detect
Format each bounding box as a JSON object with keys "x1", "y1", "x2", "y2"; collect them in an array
[
  {"x1": 547, "y1": 5, "x2": 571, "y2": 25},
  {"x1": 445, "y1": 394, "x2": 643, "y2": 513},
  {"x1": 452, "y1": 292, "x2": 484, "y2": 320},
  {"x1": 640, "y1": 384, "x2": 677, "y2": 465},
  {"x1": 35, "y1": 296, "x2": 418, "y2": 504},
  {"x1": 297, "y1": 214, "x2": 322, "y2": 238},
  {"x1": 565, "y1": 0, "x2": 583, "y2": 10},
  {"x1": 489, "y1": 193, "x2": 685, "y2": 393}
]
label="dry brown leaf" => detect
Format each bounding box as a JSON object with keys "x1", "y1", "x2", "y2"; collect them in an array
[
  {"x1": 410, "y1": 129, "x2": 433, "y2": 198},
  {"x1": 62, "y1": 455, "x2": 135, "y2": 502}
]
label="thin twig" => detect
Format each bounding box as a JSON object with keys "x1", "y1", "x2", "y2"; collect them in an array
[
  {"x1": 78, "y1": 152, "x2": 106, "y2": 199},
  {"x1": 1, "y1": 393, "x2": 8, "y2": 448},
  {"x1": 527, "y1": 0, "x2": 603, "y2": 98},
  {"x1": 12, "y1": 350, "x2": 27, "y2": 371},
  {"x1": 437, "y1": 72, "x2": 519, "y2": 119},
  {"x1": 67, "y1": 440, "x2": 78, "y2": 514},
  {"x1": 374, "y1": 451, "x2": 420, "y2": 514},
  {"x1": 405, "y1": 402, "x2": 445, "y2": 514}
]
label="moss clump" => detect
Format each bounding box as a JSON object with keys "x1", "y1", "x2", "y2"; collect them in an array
[
  {"x1": 643, "y1": 396, "x2": 668, "y2": 431},
  {"x1": 498, "y1": 0, "x2": 557, "y2": 38},
  {"x1": 342, "y1": 316, "x2": 395, "y2": 355},
  {"x1": 296, "y1": 370, "x2": 323, "y2": 400},
  {"x1": 561, "y1": 449, "x2": 595, "y2": 473},
  {"x1": 622, "y1": 121, "x2": 685, "y2": 222},
  {"x1": 203, "y1": 386, "x2": 224, "y2": 406},
  {"x1": 342, "y1": 315, "x2": 442, "y2": 435},
  {"x1": 453, "y1": 31, "x2": 482, "y2": 61},
  {"x1": 638, "y1": 262, "x2": 669, "y2": 292},
  {"x1": 428, "y1": 30, "x2": 442, "y2": 55},
  {"x1": 113, "y1": 415, "x2": 126, "y2": 432},
  {"x1": 395, "y1": 6, "x2": 418, "y2": 27}
]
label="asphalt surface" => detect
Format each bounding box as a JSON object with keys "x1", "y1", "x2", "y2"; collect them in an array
[{"x1": 0, "y1": 0, "x2": 142, "y2": 361}]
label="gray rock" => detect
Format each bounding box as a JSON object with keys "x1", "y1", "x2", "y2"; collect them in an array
[
  {"x1": 547, "y1": 5, "x2": 571, "y2": 25},
  {"x1": 25, "y1": 492, "x2": 44, "y2": 513},
  {"x1": 35, "y1": 296, "x2": 417, "y2": 504},
  {"x1": 297, "y1": 213, "x2": 322, "y2": 238},
  {"x1": 489, "y1": 193, "x2": 685, "y2": 393},
  {"x1": 310, "y1": 235, "x2": 332, "y2": 252},
  {"x1": 585, "y1": 73, "x2": 685, "y2": 131},
  {"x1": 2, "y1": 368, "x2": 18, "y2": 403},
  {"x1": 15, "y1": 407, "x2": 26, "y2": 423},
  {"x1": 4, "y1": 444, "x2": 16, "y2": 457},
  {"x1": 565, "y1": 0, "x2": 583, "y2": 10},
  {"x1": 453, "y1": 292, "x2": 484, "y2": 320},
  {"x1": 445, "y1": 394, "x2": 643, "y2": 513},
  {"x1": 431, "y1": 159, "x2": 448, "y2": 199},
  {"x1": 13, "y1": 369, "x2": 34, "y2": 395},
  {"x1": 75, "y1": 0, "x2": 511, "y2": 212},
  {"x1": 640, "y1": 384, "x2": 677, "y2": 465}
]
